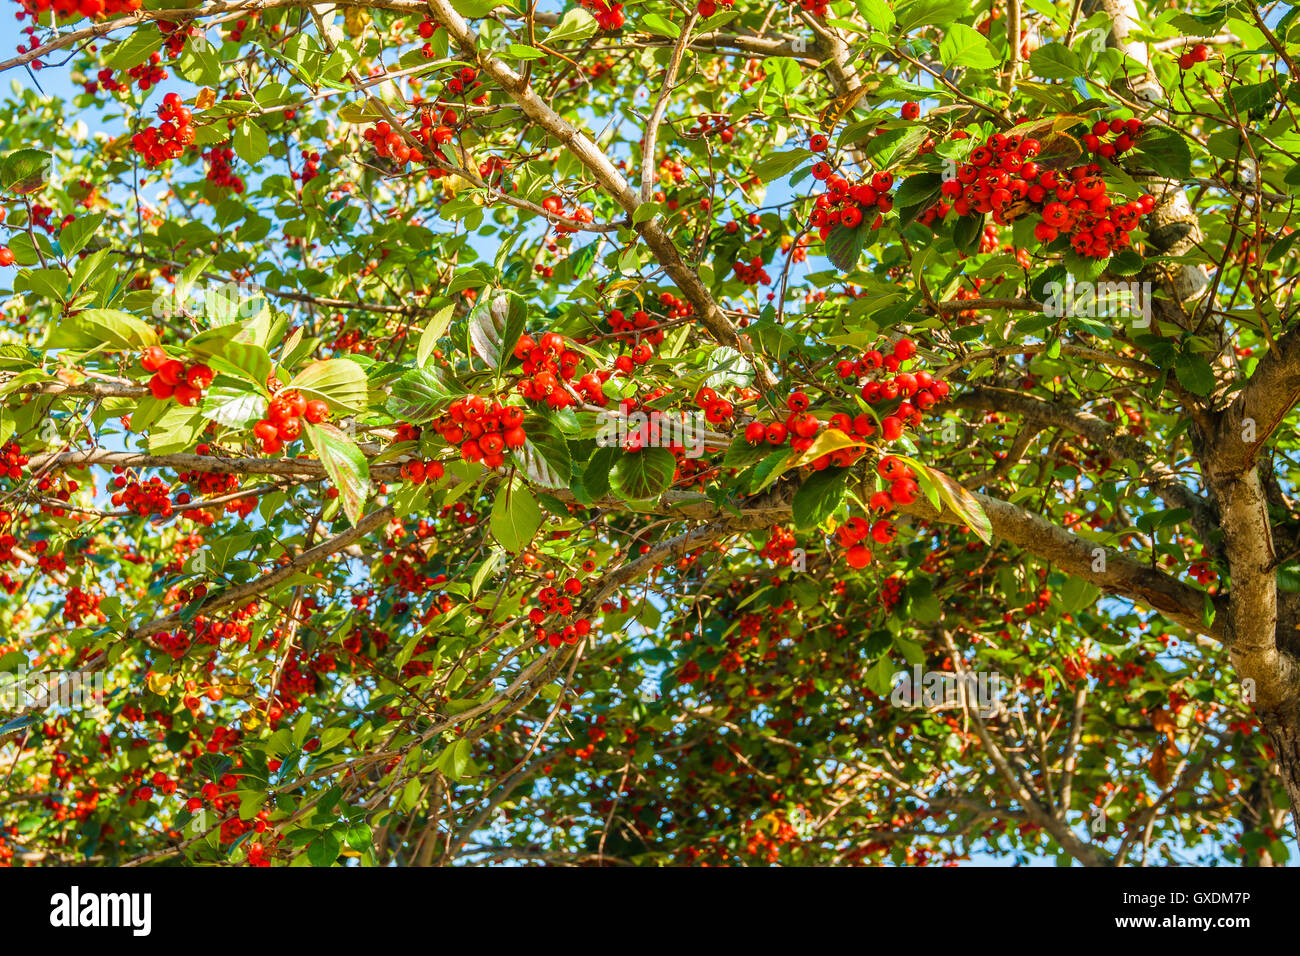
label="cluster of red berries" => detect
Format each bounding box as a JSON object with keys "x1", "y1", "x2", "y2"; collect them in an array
[
  {"x1": 836, "y1": 515, "x2": 897, "y2": 569},
  {"x1": 1177, "y1": 43, "x2": 1210, "y2": 70},
  {"x1": 732, "y1": 254, "x2": 772, "y2": 286},
  {"x1": 690, "y1": 111, "x2": 737, "y2": 143},
  {"x1": 442, "y1": 65, "x2": 481, "y2": 98},
  {"x1": 225, "y1": 13, "x2": 255, "y2": 43},
  {"x1": 252, "y1": 389, "x2": 329, "y2": 455},
  {"x1": 399, "y1": 459, "x2": 446, "y2": 484},
  {"x1": 63, "y1": 586, "x2": 105, "y2": 626},
  {"x1": 141, "y1": 347, "x2": 213, "y2": 406},
  {"x1": 83, "y1": 67, "x2": 125, "y2": 95},
  {"x1": 431, "y1": 396, "x2": 527, "y2": 467},
  {"x1": 744, "y1": 392, "x2": 813, "y2": 443},
  {"x1": 540, "y1": 195, "x2": 594, "y2": 233},
  {"x1": 937, "y1": 129, "x2": 1155, "y2": 258},
  {"x1": 364, "y1": 120, "x2": 425, "y2": 167},
  {"x1": 879, "y1": 574, "x2": 905, "y2": 611},
  {"x1": 529, "y1": 578, "x2": 592, "y2": 648},
  {"x1": 18, "y1": 0, "x2": 139, "y2": 22},
  {"x1": 34, "y1": 475, "x2": 81, "y2": 519},
  {"x1": 126, "y1": 52, "x2": 167, "y2": 91},
  {"x1": 1034, "y1": 171, "x2": 1154, "y2": 256},
  {"x1": 691, "y1": 385, "x2": 737, "y2": 427},
  {"x1": 837, "y1": 339, "x2": 948, "y2": 442},
  {"x1": 297, "y1": 149, "x2": 321, "y2": 183},
  {"x1": 110, "y1": 474, "x2": 176, "y2": 516},
  {"x1": 0, "y1": 442, "x2": 27, "y2": 480},
  {"x1": 1082, "y1": 117, "x2": 1143, "y2": 159},
  {"x1": 131, "y1": 92, "x2": 194, "y2": 167},
  {"x1": 577, "y1": 0, "x2": 625, "y2": 30},
  {"x1": 182, "y1": 450, "x2": 256, "y2": 519},
  {"x1": 203, "y1": 145, "x2": 244, "y2": 192},
  {"x1": 809, "y1": 171, "x2": 894, "y2": 237},
  {"x1": 415, "y1": 16, "x2": 443, "y2": 57},
  {"x1": 514, "y1": 332, "x2": 587, "y2": 408},
  {"x1": 607, "y1": 307, "x2": 668, "y2": 346}
]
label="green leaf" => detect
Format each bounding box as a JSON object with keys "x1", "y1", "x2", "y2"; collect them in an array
[
  {"x1": 149, "y1": 405, "x2": 206, "y2": 455},
  {"x1": 200, "y1": 341, "x2": 273, "y2": 389},
  {"x1": 856, "y1": 0, "x2": 895, "y2": 32},
  {"x1": 865, "y1": 655, "x2": 896, "y2": 696},
  {"x1": 306, "y1": 831, "x2": 340, "y2": 866},
  {"x1": 953, "y1": 214, "x2": 985, "y2": 254},
  {"x1": 345, "y1": 822, "x2": 373, "y2": 852},
  {"x1": 1060, "y1": 576, "x2": 1101, "y2": 614},
  {"x1": 895, "y1": 0, "x2": 969, "y2": 32},
  {"x1": 826, "y1": 222, "x2": 869, "y2": 273},
  {"x1": 641, "y1": 12, "x2": 680, "y2": 38},
  {"x1": 46, "y1": 308, "x2": 158, "y2": 351},
  {"x1": 753, "y1": 149, "x2": 811, "y2": 182},
  {"x1": 895, "y1": 172, "x2": 943, "y2": 210},
  {"x1": 925, "y1": 464, "x2": 993, "y2": 544},
  {"x1": 447, "y1": 737, "x2": 472, "y2": 780},
  {"x1": 1028, "y1": 43, "x2": 1082, "y2": 79},
  {"x1": 548, "y1": 7, "x2": 598, "y2": 43},
  {"x1": 59, "y1": 213, "x2": 104, "y2": 258},
  {"x1": 305, "y1": 422, "x2": 371, "y2": 525},
  {"x1": 388, "y1": 366, "x2": 455, "y2": 423},
  {"x1": 467, "y1": 290, "x2": 526, "y2": 373},
  {"x1": 490, "y1": 479, "x2": 543, "y2": 552},
  {"x1": 416, "y1": 303, "x2": 455, "y2": 368},
  {"x1": 233, "y1": 121, "x2": 269, "y2": 165},
  {"x1": 610, "y1": 448, "x2": 676, "y2": 500},
  {"x1": 0, "y1": 148, "x2": 51, "y2": 191},
  {"x1": 938, "y1": 23, "x2": 996, "y2": 70},
  {"x1": 513, "y1": 423, "x2": 571, "y2": 489},
  {"x1": 289, "y1": 358, "x2": 368, "y2": 412},
  {"x1": 860, "y1": 126, "x2": 928, "y2": 169},
  {"x1": 791, "y1": 467, "x2": 848, "y2": 530},
  {"x1": 1137, "y1": 129, "x2": 1192, "y2": 180},
  {"x1": 577, "y1": 445, "x2": 617, "y2": 501},
  {"x1": 200, "y1": 386, "x2": 266, "y2": 428},
  {"x1": 105, "y1": 29, "x2": 166, "y2": 69},
  {"x1": 1173, "y1": 352, "x2": 1215, "y2": 396},
  {"x1": 1226, "y1": 77, "x2": 1283, "y2": 114}
]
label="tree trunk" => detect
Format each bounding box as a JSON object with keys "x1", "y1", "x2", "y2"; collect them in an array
[{"x1": 1257, "y1": 702, "x2": 1300, "y2": 841}]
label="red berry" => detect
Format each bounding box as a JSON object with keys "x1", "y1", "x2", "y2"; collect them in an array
[{"x1": 141, "y1": 346, "x2": 167, "y2": 372}]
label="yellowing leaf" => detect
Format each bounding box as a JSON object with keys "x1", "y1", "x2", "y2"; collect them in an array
[
  {"x1": 923, "y1": 464, "x2": 993, "y2": 545},
  {"x1": 787, "y1": 428, "x2": 865, "y2": 470},
  {"x1": 146, "y1": 672, "x2": 175, "y2": 695},
  {"x1": 818, "y1": 85, "x2": 870, "y2": 133}
]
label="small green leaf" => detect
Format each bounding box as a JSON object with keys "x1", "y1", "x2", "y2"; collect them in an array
[
  {"x1": 610, "y1": 448, "x2": 675, "y2": 500},
  {"x1": 305, "y1": 422, "x2": 371, "y2": 525},
  {"x1": 467, "y1": 290, "x2": 526, "y2": 372},
  {"x1": 416, "y1": 303, "x2": 455, "y2": 368},
  {"x1": 938, "y1": 23, "x2": 996, "y2": 70},
  {"x1": 388, "y1": 366, "x2": 455, "y2": 422},
  {"x1": 791, "y1": 467, "x2": 848, "y2": 530},
  {"x1": 490, "y1": 479, "x2": 543, "y2": 552},
  {"x1": 1173, "y1": 352, "x2": 1215, "y2": 396},
  {"x1": 289, "y1": 358, "x2": 368, "y2": 412}
]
